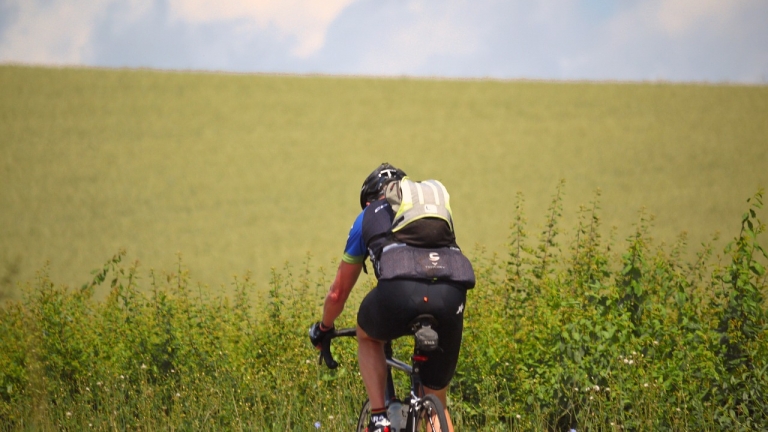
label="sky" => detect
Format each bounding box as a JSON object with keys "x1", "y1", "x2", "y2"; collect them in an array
[{"x1": 0, "y1": 0, "x2": 767, "y2": 83}]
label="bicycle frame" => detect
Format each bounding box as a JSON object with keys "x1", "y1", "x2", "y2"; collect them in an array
[{"x1": 386, "y1": 351, "x2": 435, "y2": 431}]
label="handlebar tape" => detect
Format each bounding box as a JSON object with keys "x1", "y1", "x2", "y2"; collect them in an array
[
  {"x1": 320, "y1": 334, "x2": 339, "y2": 369},
  {"x1": 317, "y1": 328, "x2": 357, "y2": 369}
]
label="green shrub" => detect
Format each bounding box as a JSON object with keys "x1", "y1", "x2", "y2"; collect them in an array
[{"x1": 1, "y1": 187, "x2": 766, "y2": 431}]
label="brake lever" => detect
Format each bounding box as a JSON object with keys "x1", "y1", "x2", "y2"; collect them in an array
[{"x1": 320, "y1": 333, "x2": 339, "y2": 369}]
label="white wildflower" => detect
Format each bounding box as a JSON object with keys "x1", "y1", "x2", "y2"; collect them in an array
[
  {"x1": 141, "y1": 364, "x2": 147, "y2": 370},
  {"x1": 594, "y1": 385, "x2": 600, "y2": 392},
  {"x1": 66, "y1": 412, "x2": 72, "y2": 417},
  {"x1": 516, "y1": 414, "x2": 521, "y2": 420}
]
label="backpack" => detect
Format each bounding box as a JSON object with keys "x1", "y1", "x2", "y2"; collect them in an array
[
  {"x1": 375, "y1": 177, "x2": 475, "y2": 288},
  {"x1": 384, "y1": 178, "x2": 456, "y2": 248}
]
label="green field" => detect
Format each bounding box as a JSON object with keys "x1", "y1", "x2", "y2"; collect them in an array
[{"x1": 1, "y1": 65, "x2": 767, "y2": 294}]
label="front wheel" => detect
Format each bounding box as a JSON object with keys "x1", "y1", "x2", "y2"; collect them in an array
[
  {"x1": 413, "y1": 394, "x2": 449, "y2": 432},
  {"x1": 356, "y1": 399, "x2": 371, "y2": 432}
]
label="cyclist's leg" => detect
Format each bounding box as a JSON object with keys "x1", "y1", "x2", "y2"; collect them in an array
[
  {"x1": 356, "y1": 325, "x2": 388, "y2": 410},
  {"x1": 357, "y1": 280, "x2": 418, "y2": 412},
  {"x1": 419, "y1": 282, "x2": 465, "y2": 432},
  {"x1": 423, "y1": 386, "x2": 454, "y2": 432}
]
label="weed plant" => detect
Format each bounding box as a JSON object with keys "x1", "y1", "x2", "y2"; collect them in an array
[{"x1": 1, "y1": 187, "x2": 766, "y2": 431}]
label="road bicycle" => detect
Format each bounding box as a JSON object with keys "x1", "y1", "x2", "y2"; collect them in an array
[{"x1": 319, "y1": 314, "x2": 450, "y2": 432}]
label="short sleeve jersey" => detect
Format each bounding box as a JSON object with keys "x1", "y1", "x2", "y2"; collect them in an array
[
  {"x1": 342, "y1": 210, "x2": 367, "y2": 264},
  {"x1": 342, "y1": 199, "x2": 395, "y2": 265}
]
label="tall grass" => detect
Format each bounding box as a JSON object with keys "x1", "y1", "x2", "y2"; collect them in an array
[{"x1": 1, "y1": 187, "x2": 767, "y2": 431}]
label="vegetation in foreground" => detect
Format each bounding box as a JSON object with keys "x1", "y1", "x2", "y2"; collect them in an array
[{"x1": 1, "y1": 187, "x2": 767, "y2": 431}]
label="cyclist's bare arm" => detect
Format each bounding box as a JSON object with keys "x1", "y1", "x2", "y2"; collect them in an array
[{"x1": 321, "y1": 261, "x2": 363, "y2": 327}]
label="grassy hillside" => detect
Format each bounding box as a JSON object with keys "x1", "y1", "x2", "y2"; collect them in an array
[{"x1": 1, "y1": 65, "x2": 767, "y2": 293}]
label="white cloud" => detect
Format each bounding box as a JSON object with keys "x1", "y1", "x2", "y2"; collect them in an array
[
  {"x1": 0, "y1": 0, "x2": 155, "y2": 65},
  {"x1": 357, "y1": 1, "x2": 484, "y2": 74},
  {"x1": 0, "y1": 0, "x2": 356, "y2": 65},
  {"x1": 0, "y1": 0, "x2": 103, "y2": 64},
  {"x1": 166, "y1": 0, "x2": 357, "y2": 57}
]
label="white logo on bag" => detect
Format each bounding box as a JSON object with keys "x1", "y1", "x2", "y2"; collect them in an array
[
  {"x1": 426, "y1": 252, "x2": 445, "y2": 270},
  {"x1": 424, "y1": 204, "x2": 437, "y2": 213}
]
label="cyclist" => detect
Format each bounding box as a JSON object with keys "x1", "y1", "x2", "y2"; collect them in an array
[{"x1": 310, "y1": 163, "x2": 467, "y2": 432}]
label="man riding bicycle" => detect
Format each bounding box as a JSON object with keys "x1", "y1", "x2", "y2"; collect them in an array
[{"x1": 309, "y1": 163, "x2": 472, "y2": 432}]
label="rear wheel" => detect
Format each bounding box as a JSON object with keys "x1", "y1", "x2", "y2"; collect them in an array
[
  {"x1": 414, "y1": 394, "x2": 449, "y2": 432},
  {"x1": 356, "y1": 399, "x2": 371, "y2": 432}
]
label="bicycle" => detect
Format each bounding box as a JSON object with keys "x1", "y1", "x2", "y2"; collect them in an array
[{"x1": 318, "y1": 314, "x2": 450, "y2": 432}]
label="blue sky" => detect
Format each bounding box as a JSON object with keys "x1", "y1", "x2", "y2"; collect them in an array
[{"x1": 1, "y1": 0, "x2": 767, "y2": 83}]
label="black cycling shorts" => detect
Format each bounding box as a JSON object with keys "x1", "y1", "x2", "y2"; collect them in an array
[{"x1": 357, "y1": 279, "x2": 467, "y2": 390}]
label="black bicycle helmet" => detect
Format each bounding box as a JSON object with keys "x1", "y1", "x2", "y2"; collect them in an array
[{"x1": 359, "y1": 163, "x2": 406, "y2": 209}]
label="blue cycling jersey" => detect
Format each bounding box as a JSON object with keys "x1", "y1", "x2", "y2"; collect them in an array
[
  {"x1": 342, "y1": 210, "x2": 366, "y2": 264},
  {"x1": 342, "y1": 199, "x2": 396, "y2": 265}
]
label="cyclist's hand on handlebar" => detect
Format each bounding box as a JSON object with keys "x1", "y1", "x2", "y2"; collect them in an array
[{"x1": 309, "y1": 321, "x2": 334, "y2": 349}]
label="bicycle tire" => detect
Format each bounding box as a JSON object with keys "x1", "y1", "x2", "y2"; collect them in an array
[
  {"x1": 356, "y1": 399, "x2": 371, "y2": 432},
  {"x1": 413, "y1": 394, "x2": 449, "y2": 432}
]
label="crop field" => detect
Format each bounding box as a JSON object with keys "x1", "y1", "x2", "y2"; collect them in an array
[{"x1": 1, "y1": 65, "x2": 767, "y2": 296}]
